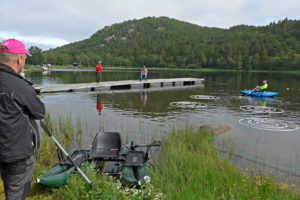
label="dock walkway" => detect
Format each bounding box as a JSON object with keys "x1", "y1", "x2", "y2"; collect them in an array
[{"x1": 35, "y1": 78, "x2": 204, "y2": 94}]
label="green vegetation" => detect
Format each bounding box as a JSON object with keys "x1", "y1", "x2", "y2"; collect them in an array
[
  {"x1": 152, "y1": 127, "x2": 299, "y2": 199},
  {"x1": 27, "y1": 46, "x2": 45, "y2": 65},
  {"x1": 37, "y1": 17, "x2": 300, "y2": 71},
  {"x1": 1, "y1": 117, "x2": 299, "y2": 199},
  {"x1": 26, "y1": 115, "x2": 162, "y2": 200}
]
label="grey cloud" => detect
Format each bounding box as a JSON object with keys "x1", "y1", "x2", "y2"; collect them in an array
[{"x1": 1, "y1": 0, "x2": 299, "y2": 49}]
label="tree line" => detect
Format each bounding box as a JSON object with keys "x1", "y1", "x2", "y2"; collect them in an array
[{"x1": 28, "y1": 17, "x2": 300, "y2": 70}]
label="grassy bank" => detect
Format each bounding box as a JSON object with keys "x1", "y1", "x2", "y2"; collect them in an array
[
  {"x1": 24, "y1": 64, "x2": 300, "y2": 73},
  {"x1": 1, "y1": 117, "x2": 299, "y2": 199},
  {"x1": 152, "y1": 127, "x2": 299, "y2": 199}
]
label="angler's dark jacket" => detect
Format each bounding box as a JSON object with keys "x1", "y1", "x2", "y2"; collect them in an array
[{"x1": 0, "y1": 64, "x2": 45, "y2": 163}]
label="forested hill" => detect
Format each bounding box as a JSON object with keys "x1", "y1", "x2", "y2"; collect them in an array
[{"x1": 43, "y1": 17, "x2": 300, "y2": 70}]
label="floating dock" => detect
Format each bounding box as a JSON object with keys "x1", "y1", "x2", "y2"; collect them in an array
[{"x1": 35, "y1": 78, "x2": 204, "y2": 94}]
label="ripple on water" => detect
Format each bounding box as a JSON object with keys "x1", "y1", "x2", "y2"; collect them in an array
[
  {"x1": 169, "y1": 101, "x2": 208, "y2": 109},
  {"x1": 239, "y1": 117, "x2": 299, "y2": 132}
]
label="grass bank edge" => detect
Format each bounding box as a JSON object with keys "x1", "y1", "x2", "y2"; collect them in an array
[{"x1": 24, "y1": 65, "x2": 300, "y2": 73}]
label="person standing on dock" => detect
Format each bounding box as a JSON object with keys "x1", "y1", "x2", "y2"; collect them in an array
[
  {"x1": 96, "y1": 61, "x2": 103, "y2": 85},
  {"x1": 140, "y1": 65, "x2": 148, "y2": 81},
  {"x1": 0, "y1": 38, "x2": 45, "y2": 200}
]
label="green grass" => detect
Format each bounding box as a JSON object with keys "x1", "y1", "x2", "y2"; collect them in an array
[
  {"x1": 44, "y1": 166, "x2": 162, "y2": 200},
  {"x1": 27, "y1": 115, "x2": 162, "y2": 199},
  {"x1": 1, "y1": 117, "x2": 299, "y2": 199},
  {"x1": 27, "y1": 114, "x2": 84, "y2": 199},
  {"x1": 151, "y1": 127, "x2": 299, "y2": 199}
]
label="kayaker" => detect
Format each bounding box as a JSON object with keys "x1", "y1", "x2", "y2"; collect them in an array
[
  {"x1": 0, "y1": 39, "x2": 45, "y2": 200},
  {"x1": 255, "y1": 80, "x2": 268, "y2": 92},
  {"x1": 96, "y1": 61, "x2": 103, "y2": 85}
]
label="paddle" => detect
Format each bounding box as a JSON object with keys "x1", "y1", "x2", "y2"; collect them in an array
[
  {"x1": 245, "y1": 87, "x2": 257, "y2": 96},
  {"x1": 40, "y1": 121, "x2": 93, "y2": 187}
]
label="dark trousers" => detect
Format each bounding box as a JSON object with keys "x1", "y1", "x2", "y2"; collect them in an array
[
  {"x1": 0, "y1": 155, "x2": 35, "y2": 200},
  {"x1": 96, "y1": 72, "x2": 101, "y2": 83}
]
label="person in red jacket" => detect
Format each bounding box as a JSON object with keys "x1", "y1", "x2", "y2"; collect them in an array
[{"x1": 96, "y1": 61, "x2": 103, "y2": 85}]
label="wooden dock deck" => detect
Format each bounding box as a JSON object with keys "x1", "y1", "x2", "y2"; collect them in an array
[{"x1": 35, "y1": 78, "x2": 204, "y2": 94}]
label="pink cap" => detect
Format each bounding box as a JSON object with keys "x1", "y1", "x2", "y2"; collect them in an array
[
  {"x1": 0, "y1": 39, "x2": 32, "y2": 57},
  {"x1": 263, "y1": 80, "x2": 267, "y2": 84}
]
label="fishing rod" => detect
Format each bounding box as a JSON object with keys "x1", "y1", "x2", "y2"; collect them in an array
[{"x1": 39, "y1": 121, "x2": 93, "y2": 187}]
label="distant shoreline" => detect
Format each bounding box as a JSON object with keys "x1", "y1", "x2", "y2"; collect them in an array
[{"x1": 24, "y1": 65, "x2": 300, "y2": 73}]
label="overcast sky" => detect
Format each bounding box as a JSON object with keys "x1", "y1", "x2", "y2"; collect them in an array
[{"x1": 1, "y1": 0, "x2": 299, "y2": 50}]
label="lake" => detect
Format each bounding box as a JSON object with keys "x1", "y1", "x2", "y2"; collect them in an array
[{"x1": 26, "y1": 69, "x2": 300, "y2": 187}]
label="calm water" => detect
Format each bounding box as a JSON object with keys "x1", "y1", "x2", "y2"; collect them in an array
[{"x1": 26, "y1": 69, "x2": 300, "y2": 186}]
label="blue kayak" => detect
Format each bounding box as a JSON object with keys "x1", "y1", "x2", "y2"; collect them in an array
[{"x1": 240, "y1": 90, "x2": 278, "y2": 97}]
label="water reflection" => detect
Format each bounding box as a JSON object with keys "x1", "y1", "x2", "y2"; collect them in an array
[
  {"x1": 239, "y1": 96, "x2": 280, "y2": 106},
  {"x1": 260, "y1": 98, "x2": 266, "y2": 107},
  {"x1": 241, "y1": 96, "x2": 268, "y2": 106},
  {"x1": 140, "y1": 90, "x2": 147, "y2": 106},
  {"x1": 42, "y1": 70, "x2": 51, "y2": 76},
  {"x1": 96, "y1": 94, "x2": 103, "y2": 115}
]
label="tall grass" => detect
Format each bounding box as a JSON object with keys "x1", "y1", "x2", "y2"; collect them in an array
[
  {"x1": 151, "y1": 127, "x2": 299, "y2": 199},
  {"x1": 29, "y1": 114, "x2": 85, "y2": 199},
  {"x1": 28, "y1": 115, "x2": 162, "y2": 199},
  {"x1": 33, "y1": 115, "x2": 82, "y2": 177},
  {"x1": 47, "y1": 165, "x2": 162, "y2": 200},
  {"x1": 1, "y1": 117, "x2": 298, "y2": 199}
]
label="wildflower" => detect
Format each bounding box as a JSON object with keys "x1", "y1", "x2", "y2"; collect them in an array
[
  {"x1": 144, "y1": 176, "x2": 151, "y2": 183},
  {"x1": 265, "y1": 175, "x2": 269, "y2": 180},
  {"x1": 132, "y1": 189, "x2": 139, "y2": 197},
  {"x1": 280, "y1": 184, "x2": 288, "y2": 190},
  {"x1": 256, "y1": 181, "x2": 262, "y2": 186}
]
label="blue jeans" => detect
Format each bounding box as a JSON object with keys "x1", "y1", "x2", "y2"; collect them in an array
[
  {"x1": 140, "y1": 74, "x2": 147, "y2": 80},
  {"x1": 0, "y1": 155, "x2": 35, "y2": 200}
]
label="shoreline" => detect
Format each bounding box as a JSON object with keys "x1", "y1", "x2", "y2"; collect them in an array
[{"x1": 25, "y1": 65, "x2": 300, "y2": 73}]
